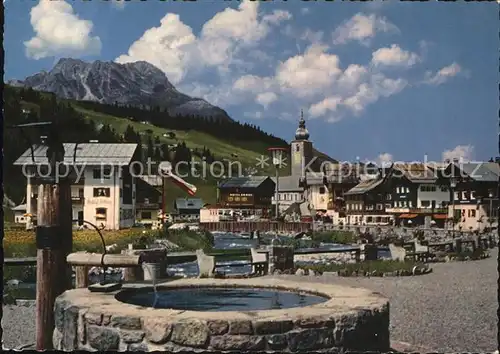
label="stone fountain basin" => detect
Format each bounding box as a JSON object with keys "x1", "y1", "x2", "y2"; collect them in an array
[{"x1": 53, "y1": 277, "x2": 390, "y2": 352}]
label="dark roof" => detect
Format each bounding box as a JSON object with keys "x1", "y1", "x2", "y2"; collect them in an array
[
  {"x1": 344, "y1": 177, "x2": 385, "y2": 195},
  {"x1": 218, "y1": 176, "x2": 273, "y2": 189},
  {"x1": 174, "y1": 198, "x2": 204, "y2": 210},
  {"x1": 14, "y1": 143, "x2": 137, "y2": 166},
  {"x1": 392, "y1": 163, "x2": 437, "y2": 183}
]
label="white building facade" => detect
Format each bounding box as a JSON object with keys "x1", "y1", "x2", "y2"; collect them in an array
[
  {"x1": 416, "y1": 184, "x2": 450, "y2": 209},
  {"x1": 17, "y1": 143, "x2": 138, "y2": 230}
]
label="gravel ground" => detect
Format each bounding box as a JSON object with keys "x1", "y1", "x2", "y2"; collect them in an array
[
  {"x1": 280, "y1": 248, "x2": 499, "y2": 352},
  {"x1": 2, "y1": 250, "x2": 498, "y2": 351}
]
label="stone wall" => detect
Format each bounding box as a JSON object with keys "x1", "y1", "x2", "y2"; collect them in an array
[
  {"x1": 53, "y1": 278, "x2": 390, "y2": 353},
  {"x1": 53, "y1": 305, "x2": 389, "y2": 352}
]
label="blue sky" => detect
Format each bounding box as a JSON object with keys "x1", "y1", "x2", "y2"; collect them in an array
[{"x1": 4, "y1": 0, "x2": 498, "y2": 164}]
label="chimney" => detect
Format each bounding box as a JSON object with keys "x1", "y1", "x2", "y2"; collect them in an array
[{"x1": 89, "y1": 140, "x2": 99, "y2": 143}]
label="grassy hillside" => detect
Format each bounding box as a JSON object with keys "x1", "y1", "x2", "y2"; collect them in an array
[{"x1": 7, "y1": 85, "x2": 336, "y2": 212}]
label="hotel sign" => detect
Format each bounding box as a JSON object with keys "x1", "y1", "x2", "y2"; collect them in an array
[
  {"x1": 224, "y1": 193, "x2": 254, "y2": 206},
  {"x1": 86, "y1": 198, "x2": 112, "y2": 205}
]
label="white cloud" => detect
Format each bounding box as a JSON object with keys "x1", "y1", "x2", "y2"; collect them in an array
[
  {"x1": 424, "y1": 62, "x2": 462, "y2": 86},
  {"x1": 256, "y1": 92, "x2": 278, "y2": 108},
  {"x1": 262, "y1": 10, "x2": 292, "y2": 25},
  {"x1": 233, "y1": 75, "x2": 274, "y2": 93},
  {"x1": 300, "y1": 8, "x2": 310, "y2": 15},
  {"x1": 276, "y1": 44, "x2": 342, "y2": 96},
  {"x1": 117, "y1": 1, "x2": 290, "y2": 83},
  {"x1": 116, "y1": 1, "x2": 419, "y2": 124},
  {"x1": 332, "y1": 13, "x2": 399, "y2": 46},
  {"x1": 116, "y1": 14, "x2": 196, "y2": 84},
  {"x1": 371, "y1": 44, "x2": 420, "y2": 67},
  {"x1": 24, "y1": 0, "x2": 101, "y2": 60},
  {"x1": 309, "y1": 96, "x2": 342, "y2": 118},
  {"x1": 442, "y1": 145, "x2": 474, "y2": 162},
  {"x1": 342, "y1": 74, "x2": 407, "y2": 114}
]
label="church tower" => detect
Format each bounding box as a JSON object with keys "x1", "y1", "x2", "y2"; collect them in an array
[{"x1": 290, "y1": 110, "x2": 314, "y2": 177}]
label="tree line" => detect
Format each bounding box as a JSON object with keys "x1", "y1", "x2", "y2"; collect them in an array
[
  {"x1": 74, "y1": 99, "x2": 288, "y2": 148},
  {"x1": 4, "y1": 86, "x2": 248, "y2": 202}
]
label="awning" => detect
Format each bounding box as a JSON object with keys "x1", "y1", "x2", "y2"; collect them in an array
[
  {"x1": 433, "y1": 214, "x2": 448, "y2": 220},
  {"x1": 399, "y1": 214, "x2": 418, "y2": 219}
]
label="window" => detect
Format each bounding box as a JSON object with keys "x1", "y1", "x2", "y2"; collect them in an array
[
  {"x1": 376, "y1": 204, "x2": 383, "y2": 210},
  {"x1": 421, "y1": 185, "x2": 436, "y2": 192},
  {"x1": 366, "y1": 216, "x2": 373, "y2": 223},
  {"x1": 403, "y1": 201, "x2": 407, "y2": 207},
  {"x1": 385, "y1": 203, "x2": 392, "y2": 209},
  {"x1": 463, "y1": 191, "x2": 470, "y2": 200},
  {"x1": 470, "y1": 191, "x2": 476, "y2": 200},
  {"x1": 366, "y1": 204, "x2": 374, "y2": 211},
  {"x1": 295, "y1": 144, "x2": 300, "y2": 152},
  {"x1": 386, "y1": 194, "x2": 392, "y2": 200},
  {"x1": 141, "y1": 211, "x2": 152, "y2": 219},
  {"x1": 93, "y1": 168, "x2": 111, "y2": 180},
  {"x1": 396, "y1": 187, "x2": 400, "y2": 193},
  {"x1": 95, "y1": 208, "x2": 107, "y2": 220},
  {"x1": 408, "y1": 201, "x2": 413, "y2": 208},
  {"x1": 454, "y1": 192, "x2": 460, "y2": 201},
  {"x1": 406, "y1": 187, "x2": 410, "y2": 193},
  {"x1": 421, "y1": 200, "x2": 430, "y2": 208},
  {"x1": 93, "y1": 188, "x2": 110, "y2": 197},
  {"x1": 319, "y1": 187, "x2": 326, "y2": 194},
  {"x1": 440, "y1": 186, "x2": 448, "y2": 192},
  {"x1": 78, "y1": 188, "x2": 84, "y2": 198},
  {"x1": 468, "y1": 209, "x2": 476, "y2": 218}
]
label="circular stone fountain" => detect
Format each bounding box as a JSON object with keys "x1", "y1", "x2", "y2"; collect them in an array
[{"x1": 53, "y1": 278, "x2": 390, "y2": 352}]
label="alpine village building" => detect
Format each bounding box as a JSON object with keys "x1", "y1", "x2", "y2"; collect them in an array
[{"x1": 15, "y1": 143, "x2": 140, "y2": 230}]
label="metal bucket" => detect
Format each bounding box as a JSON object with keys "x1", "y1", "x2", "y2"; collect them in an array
[{"x1": 142, "y1": 262, "x2": 163, "y2": 281}]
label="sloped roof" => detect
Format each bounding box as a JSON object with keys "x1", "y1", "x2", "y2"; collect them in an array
[
  {"x1": 344, "y1": 177, "x2": 385, "y2": 195},
  {"x1": 12, "y1": 204, "x2": 27, "y2": 211},
  {"x1": 392, "y1": 163, "x2": 437, "y2": 183},
  {"x1": 456, "y1": 162, "x2": 499, "y2": 182},
  {"x1": 14, "y1": 143, "x2": 137, "y2": 166},
  {"x1": 174, "y1": 198, "x2": 204, "y2": 210},
  {"x1": 218, "y1": 176, "x2": 273, "y2": 189}
]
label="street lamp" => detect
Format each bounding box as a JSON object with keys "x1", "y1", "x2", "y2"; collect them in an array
[
  {"x1": 450, "y1": 178, "x2": 457, "y2": 237},
  {"x1": 268, "y1": 147, "x2": 287, "y2": 219},
  {"x1": 488, "y1": 191, "x2": 494, "y2": 231}
]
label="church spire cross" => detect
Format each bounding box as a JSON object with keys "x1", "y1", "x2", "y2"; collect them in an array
[{"x1": 295, "y1": 109, "x2": 309, "y2": 140}]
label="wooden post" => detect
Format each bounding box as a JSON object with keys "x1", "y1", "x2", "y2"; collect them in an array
[
  {"x1": 35, "y1": 181, "x2": 72, "y2": 351},
  {"x1": 74, "y1": 266, "x2": 89, "y2": 288}
]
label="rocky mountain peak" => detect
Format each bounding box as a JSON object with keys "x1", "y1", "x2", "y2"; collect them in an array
[{"x1": 9, "y1": 59, "x2": 232, "y2": 121}]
